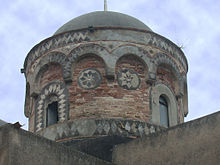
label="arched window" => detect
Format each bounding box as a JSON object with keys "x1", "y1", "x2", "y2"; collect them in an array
[
  {"x1": 46, "y1": 101, "x2": 58, "y2": 126},
  {"x1": 159, "y1": 96, "x2": 169, "y2": 127}
]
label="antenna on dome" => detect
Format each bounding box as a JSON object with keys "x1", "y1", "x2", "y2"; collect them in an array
[{"x1": 104, "y1": 0, "x2": 108, "y2": 11}]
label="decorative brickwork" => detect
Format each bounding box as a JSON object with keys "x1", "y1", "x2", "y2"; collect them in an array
[
  {"x1": 38, "y1": 63, "x2": 63, "y2": 89},
  {"x1": 23, "y1": 17, "x2": 188, "y2": 139},
  {"x1": 78, "y1": 68, "x2": 102, "y2": 90},
  {"x1": 154, "y1": 53, "x2": 184, "y2": 95},
  {"x1": 68, "y1": 44, "x2": 111, "y2": 78},
  {"x1": 154, "y1": 53, "x2": 182, "y2": 77},
  {"x1": 35, "y1": 81, "x2": 68, "y2": 132},
  {"x1": 25, "y1": 31, "x2": 89, "y2": 72},
  {"x1": 117, "y1": 69, "x2": 140, "y2": 90},
  {"x1": 33, "y1": 51, "x2": 71, "y2": 83},
  {"x1": 21, "y1": 11, "x2": 190, "y2": 164},
  {"x1": 24, "y1": 30, "x2": 187, "y2": 75},
  {"x1": 38, "y1": 119, "x2": 164, "y2": 141}
]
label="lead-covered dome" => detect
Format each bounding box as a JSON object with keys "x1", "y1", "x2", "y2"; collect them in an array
[{"x1": 54, "y1": 11, "x2": 152, "y2": 35}]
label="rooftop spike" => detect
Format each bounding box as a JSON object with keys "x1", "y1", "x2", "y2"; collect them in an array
[{"x1": 104, "y1": 0, "x2": 107, "y2": 11}]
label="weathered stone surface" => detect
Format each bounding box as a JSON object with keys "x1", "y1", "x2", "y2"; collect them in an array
[
  {"x1": 0, "y1": 124, "x2": 112, "y2": 165},
  {"x1": 37, "y1": 118, "x2": 164, "y2": 141},
  {"x1": 112, "y1": 111, "x2": 220, "y2": 165}
]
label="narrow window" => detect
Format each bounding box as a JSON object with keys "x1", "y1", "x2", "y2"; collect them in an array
[
  {"x1": 46, "y1": 101, "x2": 58, "y2": 126},
  {"x1": 159, "y1": 96, "x2": 169, "y2": 127}
]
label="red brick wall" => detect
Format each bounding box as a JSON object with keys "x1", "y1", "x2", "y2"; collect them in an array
[
  {"x1": 29, "y1": 63, "x2": 63, "y2": 131},
  {"x1": 115, "y1": 55, "x2": 150, "y2": 121},
  {"x1": 156, "y1": 65, "x2": 177, "y2": 94},
  {"x1": 69, "y1": 55, "x2": 151, "y2": 122},
  {"x1": 39, "y1": 63, "x2": 63, "y2": 89},
  {"x1": 30, "y1": 55, "x2": 183, "y2": 130}
]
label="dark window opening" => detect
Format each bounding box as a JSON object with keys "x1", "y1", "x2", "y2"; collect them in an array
[
  {"x1": 46, "y1": 101, "x2": 58, "y2": 126},
  {"x1": 159, "y1": 96, "x2": 169, "y2": 127}
]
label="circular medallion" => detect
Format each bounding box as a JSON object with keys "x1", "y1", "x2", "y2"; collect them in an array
[
  {"x1": 78, "y1": 68, "x2": 102, "y2": 90},
  {"x1": 117, "y1": 69, "x2": 140, "y2": 90}
]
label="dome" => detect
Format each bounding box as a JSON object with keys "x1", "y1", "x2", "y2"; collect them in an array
[{"x1": 54, "y1": 11, "x2": 152, "y2": 35}]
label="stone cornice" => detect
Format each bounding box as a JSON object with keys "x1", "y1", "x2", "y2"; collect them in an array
[{"x1": 37, "y1": 118, "x2": 165, "y2": 141}]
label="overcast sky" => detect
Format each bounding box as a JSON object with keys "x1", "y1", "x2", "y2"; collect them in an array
[{"x1": 0, "y1": 0, "x2": 219, "y2": 130}]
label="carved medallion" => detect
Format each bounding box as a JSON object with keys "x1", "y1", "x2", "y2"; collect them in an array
[
  {"x1": 117, "y1": 69, "x2": 140, "y2": 90},
  {"x1": 78, "y1": 68, "x2": 102, "y2": 89}
]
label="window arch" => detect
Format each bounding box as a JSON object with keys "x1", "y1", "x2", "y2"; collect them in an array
[
  {"x1": 151, "y1": 83, "x2": 178, "y2": 127},
  {"x1": 159, "y1": 96, "x2": 169, "y2": 127},
  {"x1": 35, "y1": 82, "x2": 68, "y2": 132}
]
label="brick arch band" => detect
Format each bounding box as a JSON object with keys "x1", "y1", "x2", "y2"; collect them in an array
[
  {"x1": 113, "y1": 45, "x2": 151, "y2": 69},
  {"x1": 33, "y1": 51, "x2": 71, "y2": 84},
  {"x1": 68, "y1": 44, "x2": 152, "y2": 80},
  {"x1": 35, "y1": 81, "x2": 69, "y2": 132},
  {"x1": 68, "y1": 44, "x2": 112, "y2": 77},
  {"x1": 153, "y1": 54, "x2": 181, "y2": 78},
  {"x1": 153, "y1": 54, "x2": 184, "y2": 95}
]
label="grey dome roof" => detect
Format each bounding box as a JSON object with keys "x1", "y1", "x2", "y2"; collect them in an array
[{"x1": 54, "y1": 11, "x2": 152, "y2": 35}]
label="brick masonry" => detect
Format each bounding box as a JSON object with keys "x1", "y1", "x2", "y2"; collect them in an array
[
  {"x1": 67, "y1": 55, "x2": 151, "y2": 122},
  {"x1": 38, "y1": 63, "x2": 64, "y2": 89},
  {"x1": 24, "y1": 27, "x2": 188, "y2": 136}
]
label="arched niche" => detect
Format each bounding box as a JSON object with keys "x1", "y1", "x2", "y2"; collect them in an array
[
  {"x1": 116, "y1": 54, "x2": 148, "y2": 89},
  {"x1": 68, "y1": 44, "x2": 112, "y2": 78},
  {"x1": 32, "y1": 51, "x2": 70, "y2": 85},
  {"x1": 35, "y1": 62, "x2": 64, "y2": 90},
  {"x1": 71, "y1": 53, "x2": 106, "y2": 81},
  {"x1": 68, "y1": 53, "x2": 112, "y2": 120},
  {"x1": 153, "y1": 54, "x2": 182, "y2": 95},
  {"x1": 113, "y1": 45, "x2": 151, "y2": 72}
]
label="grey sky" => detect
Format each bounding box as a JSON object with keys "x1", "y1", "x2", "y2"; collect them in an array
[{"x1": 0, "y1": 0, "x2": 219, "y2": 130}]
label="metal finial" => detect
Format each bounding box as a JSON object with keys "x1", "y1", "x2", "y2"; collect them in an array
[{"x1": 104, "y1": 0, "x2": 107, "y2": 11}]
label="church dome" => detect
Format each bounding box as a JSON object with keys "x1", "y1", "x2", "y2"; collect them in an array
[
  {"x1": 24, "y1": 8, "x2": 188, "y2": 160},
  {"x1": 54, "y1": 11, "x2": 152, "y2": 35}
]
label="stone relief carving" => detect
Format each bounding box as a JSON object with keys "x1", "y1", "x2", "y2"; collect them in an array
[
  {"x1": 78, "y1": 68, "x2": 102, "y2": 90},
  {"x1": 117, "y1": 69, "x2": 140, "y2": 90},
  {"x1": 25, "y1": 31, "x2": 90, "y2": 72}
]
